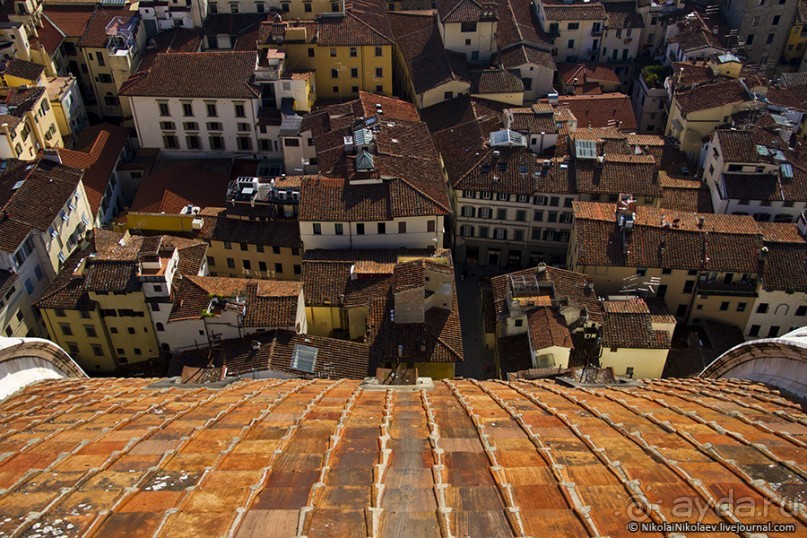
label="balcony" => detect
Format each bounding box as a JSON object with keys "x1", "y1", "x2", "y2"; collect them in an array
[
  {"x1": 697, "y1": 279, "x2": 757, "y2": 297},
  {"x1": 591, "y1": 28, "x2": 602, "y2": 37}
]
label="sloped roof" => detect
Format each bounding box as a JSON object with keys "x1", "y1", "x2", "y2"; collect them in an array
[
  {"x1": 541, "y1": 0, "x2": 607, "y2": 21},
  {"x1": 1, "y1": 377, "x2": 803, "y2": 536},
  {"x1": 58, "y1": 123, "x2": 129, "y2": 217},
  {"x1": 120, "y1": 51, "x2": 260, "y2": 98},
  {"x1": 471, "y1": 68, "x2": 524, "y2": 94},
  {"x1": 435, "y1": 0, "x2": 488, "y2": 23},
  {"x1": 0, "y1": 159, "x2": 83, "y2": 252},
  {"x1": 169, "y1": 331, "x2": 371, "y2": 378},
  {"x1": 527, "y1": 307, "x2": 573, "y2": 349},
  {"x1": 572, "y1": 201, "x2": 763, "y2": 272},
  {"x1": 387, "y1": 12, "x2": 471, "y2": 95},
  {"x1": 674, "y1": 79, "x2": 751, "y2": 116},
  {"x1": 557, "y1": 93, "x2": 637, "y2": 130},
  {"x1": 318, "y1": 0, "x2": 394, "y2": 45},
  {"x1": 1, "y1": 59, "x2": 44, "y2": 81}
]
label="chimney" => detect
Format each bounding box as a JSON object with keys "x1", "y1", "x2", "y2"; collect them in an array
[{"x1": 697, "y1": 216, "x2": 705, "y2": 228}]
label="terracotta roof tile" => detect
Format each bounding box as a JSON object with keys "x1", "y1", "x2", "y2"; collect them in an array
[
  {"x1": 435, "y1": 0, "x2": 488, "y2": 23},
  {"x1": 471, "y1": 68, "x2": 524, "y2": 94},
  {"x1": 572, "y1": 201, "x2": 763, "y2": 272},
  {"x1": 31, "y1": 15, "x2": 66, "y2": 55},
  {"x1": 0, "y1": 159, "x2": 84, "y2": 252},
  {"x1": 58, "y1": 123, "x2": 129, "y2": 217},
  {"x1": 675, "y1": 79, "x2": 751, "y2": 116},
  {"x1": 120, "y1": 52, "x2": 259, "y2": 99},
  {"x1": 318, "y1": 0, "x2": 393, "y2": 45},
  {"x1": 77, "y1": 6, "x2": 136, "y2": 49},
  {"x1": 387, "y1": 12, "x2": 470, "y2": 95},
  {"x1": 491, "y1": 265, "x2": 602, "y2": 324},
  {"x1": 1, "y1": 59, "x2": 44, "y2": 81},
  {"x1": 541, "y1": 0, "x2": 607, "y2": 21},
  {"x1": 602, "y1": 311, "x2": 671, "y2": 349},
  {"x1": 604, "y1": 2, "x2": 643, "y2": 29},
  {"x1": 527, "y1": 307, "x2": 573, "y2": 349},
  {"x1": 198, "y1": 209, "x2": 302, "y2": 249},
  {"x1": 2, "y1": 377, "x2": 802, "y2": 536},
  {"x1": 42, "y1": 6, "x2": 95, "y2": 38},
  {"x1": 556, "y1": 61, "x2": 621, "y2": 86},
  {"x1": 575, "y1": 153, "x2": 661, "y2": 197},
  {"x1": 556, "y1": 93, "x2": 637, "y2": 130},
  {"x1": 169, "y1": 331, "x2": 371, "y2": 378}
]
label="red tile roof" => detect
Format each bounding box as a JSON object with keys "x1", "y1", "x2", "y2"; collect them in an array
[
  {"x1": 77, "y1": 6, "x2": 135, "y2": 48},
  {"x1": 318, "y1": 0, "x2": 394, "y2": 46},
  {"x1": 572, "y1": 201, "x2": 763, "y2": 272},
  {"x1": 120, "y1": 52, "x2": 260, "y2": 99},
  {"x1": 128, "y1": 159, "x2": 233, "y2": 214},
  {"x1": 169, "y1": 331, "x2": 371, "y2": 378},
  {"x1": 674, "y1": 79, "x2": 751, "y2": 116},
  {"x1": 541, "y1": 0, "x2": 607, "y2": 21},
  {"x1": 58, "y1": 123, "x2": 129, "y2": 218},
  {"x1": 42, "y1": 6, "x2": 95, "y2": 38},
  {"x1": 557, "y1": 61, "x2": 621, "y2": 86},
  {"x1": 1, "y1": 377, "x2": 802, "y2": 536},
  {"x1": 556, "y1": 93, "x2": 637, "y2": 130},
  {"x1": 527, "y1": 307, "x2": 573, "y2": 349},
  {"x1": 0, "y1": 159, "x2": 84, "y2": 252},
  {"x1": 387, "y1": 12, "x2": 471, "y2": 95}
]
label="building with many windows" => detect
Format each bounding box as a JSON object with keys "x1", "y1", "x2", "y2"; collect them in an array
[
  {"x1": 297, "y1": 94, "x2": 451, "y2": 251},
  {"x1": 569, "y1": 200, "x2": 765, "y2": 329},
  {"x1": 744, "y1": 218, "x2": 807, "y2": 340},
  {"x1": 434, "y1": 0, "x2": 498, "y2": 64},
  {"x1": 534, "y1": 0, "x2": 607, "y2": 64},
  {"x1": 37, "y1": 230, "x2": 208, "y2": 373},
  {"x1": 122, "y1": 51, "x2": 263, "y2": 155},
  {"x1": 257, "y1": 0, "x2": 394, "y2": 102},
  {"x1": 701, "y1": 124, "x2": 807, "y2": 223},
  {"x1": 0, "y1": 157, "x2": 93, "y2": 341}
]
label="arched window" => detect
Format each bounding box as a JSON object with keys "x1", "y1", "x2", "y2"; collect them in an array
[{"x1": 774, "y1": 304, "x2": 789, "y2": 316}]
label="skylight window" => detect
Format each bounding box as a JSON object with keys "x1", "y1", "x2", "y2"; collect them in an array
[
  {"x1": 489, "y1": 129, "x2": 527, "y2": 148},
  {"x1": 575, "y1": 139, "x2": 597, "y2": 160},
  {"x1": 291, "y1": 344, "x2": 318, "y2": 373}
]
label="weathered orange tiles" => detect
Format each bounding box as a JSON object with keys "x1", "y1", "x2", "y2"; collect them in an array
[{"x1": 0, "y1": 377, "x2": 802, "y2": 537}]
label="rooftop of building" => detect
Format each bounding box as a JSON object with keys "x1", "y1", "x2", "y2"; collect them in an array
[
  {"x1": 58, "y1": 123, "x2": 129, "y2": 217},
  {"x1": 168, "y1": 330, "x2": 372, "y2": 379},
  {"x1": 169, "y1": 275, "x2": 303, "y2": 328},
  {"x1": 554, "y1": 93, "x2": 637, "y2": 131},
  {"x1": 0, "y1": 59, "x2": 44, "y2": 82},
  {"x1": 120, "y1": 51, "x2": 260, "y2": 99},
  {"x1": 471, "y1": 68, "x2": 524, "y2": 94},
  {"x1": 197, "y1": 207, "x2": 302, "y2": 249},
  {"x1": 1, "y1": 376, "x2": 802, "y2": 535},
  {"x1": 540, "y1": 0, "x2": 607, "y2": 21},
  {"x1": 302, "y1": 249, "x2": 462, "y2": 364},
  {"x1": 490, "y1": 264, "x2": 603, "y2": 324},
  {"x1": 127, "y1": 158, "x2": 234, "y2": 215},
  {"x1": 387, "y1": 11, "x2": 471, "y2": 95},
  {"x1": 0, "y1": 158, "x2": 84, "y2": 253},
  {"x1": 674, "y1": 78, "x2": 751, "y2": 116},
  {"x1": 37, "y1": 230, "x2": 207, "y2": 310},
  {"x1": 300, "y1": 93, "x2": 451, "y2": 219},
  {"x1": 572, "y1": 201, "x2": 767, "y2": 272}
]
